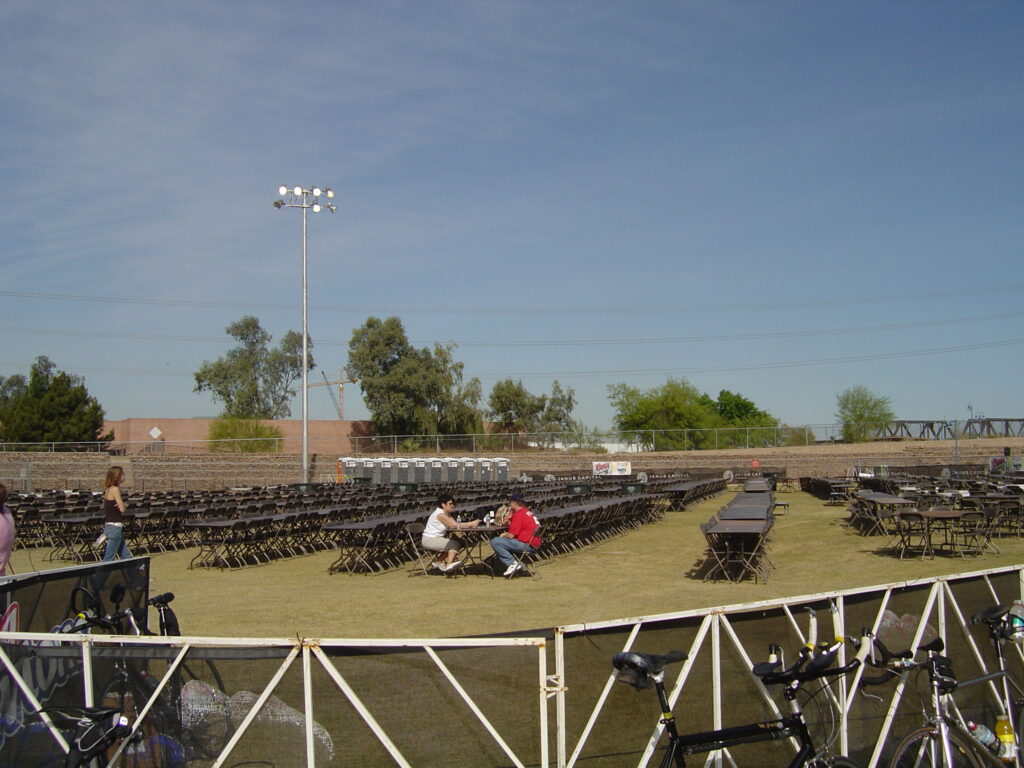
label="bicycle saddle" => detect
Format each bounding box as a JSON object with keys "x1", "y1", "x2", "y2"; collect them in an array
[
  {"x1": 973, "y1": 604, "x2": 1010, "y2": 626},
  {"x1": 612, "y1": 650, "x2": 688, "y2": 690}
]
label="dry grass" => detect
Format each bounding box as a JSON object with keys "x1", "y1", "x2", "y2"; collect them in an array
[{"x1": 10, "y1": 489, "x2": 1023, "y2": 638}]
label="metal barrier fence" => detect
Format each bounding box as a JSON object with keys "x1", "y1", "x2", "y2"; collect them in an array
[
  {"x1": 0, "y1": 632, "x2": 552, "y2": 768},
  {"x1": 555, "y1": 564, "x2": 1024, "y2": 768},
  {"x1": 4, "y1": 565, "x2": 1024, "y2": 767}
]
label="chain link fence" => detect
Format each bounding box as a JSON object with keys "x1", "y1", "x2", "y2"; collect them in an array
[{"x1": 3, "y1": 419, "x2": 1022, "y2": 456}]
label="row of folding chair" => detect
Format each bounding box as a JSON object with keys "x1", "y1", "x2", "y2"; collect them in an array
[
  {"x1": 188, "y1": 510, "x2": 333, "y2": 569},
  {"x1": 326, "y1": 517, "x2": 418, "y2": 574},
  {"x1": 879, "y1": 506, "x2": 999, "y2": 559}
]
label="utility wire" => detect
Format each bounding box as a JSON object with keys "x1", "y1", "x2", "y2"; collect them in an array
[
  {"x1": 4, "y1": 338, "x2": 1022, "y2": 380},
  {"x1": 2, "y1": 310, "x2": 1022, "y2": 349},
  {"x1": 1, "y1": 284, "x2": 1022, "y2": 316}
]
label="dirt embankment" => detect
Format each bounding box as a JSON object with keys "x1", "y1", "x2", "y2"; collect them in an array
[{"x1": 516, "y1": 437, "x2": 1024, "y2": 479}]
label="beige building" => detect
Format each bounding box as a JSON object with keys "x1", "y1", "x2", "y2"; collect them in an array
[{"x1": 104, "y1": 417, "x2": 374, "y2": 455}]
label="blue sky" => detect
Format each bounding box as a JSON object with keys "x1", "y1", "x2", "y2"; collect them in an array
[{"x1": 2, "y1": 1, "x2": 1022, "y2": 432}]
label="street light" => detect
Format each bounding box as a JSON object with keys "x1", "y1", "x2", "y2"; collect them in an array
[{"x1": 273, "y1": 185, "x2": 336, "y2": 484}]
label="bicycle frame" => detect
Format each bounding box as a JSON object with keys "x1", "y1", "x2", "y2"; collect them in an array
[
  {"x1": 651, "y1": 673, "x2": 823, "y2": 767},
  {"x1": 946, "y1": 670, "x2": 1024, "y2": 768},
  {"x1": 910, "y1": 659, "x2": 1019, "y2": 768}
]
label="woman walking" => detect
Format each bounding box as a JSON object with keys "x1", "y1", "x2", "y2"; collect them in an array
[
  {"x1": 0, "y1": 483, "x2": 14, "y2": 576},
  {"x1": 101, "y1": 466, "x2": 132, "y2": 561}
]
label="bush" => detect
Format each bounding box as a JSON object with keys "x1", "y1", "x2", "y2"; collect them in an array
[{"x1": 207, "y1": 418, "x2": 283, "y2": 453}]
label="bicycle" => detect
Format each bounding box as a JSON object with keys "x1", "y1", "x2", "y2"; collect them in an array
[
  {"x1": 860, "y1": 609, "x2": 1024, "y2": 768},
  {"x1": 74, "y1": 584, "x2": 231, "y2": 759},
  {"x1": 14, "y1": 583, "x2": 228, "y2": 768},
  {"x1": 35, "y1": 700, "x2": 132, "y2": 768},
  {"x1": 972, "y1": 603, "x2": 1024, "y2": 757},
  {"x1": 19, "y1": 601, "x2": 178, "y2": 768},
  {"x1": 612, "y1": 608, "x2": 872, "y2": 767}
]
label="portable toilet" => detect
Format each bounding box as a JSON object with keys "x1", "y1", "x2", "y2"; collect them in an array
[
  {"x1": 494, "y1": 458, "x2": 510, "y2": 482},
  {"x1": 460, "y1": 457, "x2": 476, "y2": 482},
  {"x1": 413, "y1": 458, "x2": 427, "y2": 483},
  {"x1": 395, "y1": 459, "x2": 410, "y2": 483},
  {"x1": 428, "y1": 458, "x2": 443, "y2": 483},
  {"x1": 445, "y1": 458, "x2": 460, "y2": 483},
  {"x1": 477, "y1": 458, "x2": 492, "y2": 482},
  {"x1": 378, "y1": 458, "x2": 393, "y2": 485},
  {"x1": 354, "y1": 457, "x2": 372, "y2": 482}
]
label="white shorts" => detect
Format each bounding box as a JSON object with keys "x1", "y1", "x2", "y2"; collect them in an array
[{"x1": 422, "y1": 535, "x2": 460, "y2": 554}]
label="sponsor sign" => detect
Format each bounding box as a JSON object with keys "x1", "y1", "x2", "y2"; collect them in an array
[{"x1": 592, "y1": 461, "x2": 631, "y2": 476}]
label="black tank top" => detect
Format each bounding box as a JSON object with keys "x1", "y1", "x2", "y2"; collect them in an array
[{"x1": 103, "y1": 497, "x2": 122, "y2": 524}]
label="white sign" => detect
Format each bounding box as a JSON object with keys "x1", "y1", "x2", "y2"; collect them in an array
[
  {"x1": 593, "y1": 461, "x2": 631, "y2": 476},
  {"x1": 149, "y1": 427, "x2": 163, "y2": 440}
]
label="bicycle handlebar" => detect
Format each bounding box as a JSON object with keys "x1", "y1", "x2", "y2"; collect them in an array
[
  {"x1": 753, "y1": 632, "x2": 872, "y2": 686},
  {"x1": 62, "y1": 606, "x2": 143, "y2": 635},
  {"x1": 860, "y1": 634, "x2": 948, "y2": 687}
]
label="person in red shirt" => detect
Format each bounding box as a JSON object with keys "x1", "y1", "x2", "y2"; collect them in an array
[{"x1": 490, "y1": 493, "x2": 541, "y2": 576}]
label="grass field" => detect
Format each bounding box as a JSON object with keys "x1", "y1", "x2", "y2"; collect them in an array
[{"x1": 10, "y1": 489, "x2": 1023, "y2": 638}]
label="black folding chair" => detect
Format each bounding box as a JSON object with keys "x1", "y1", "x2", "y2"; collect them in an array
[{"x1": 506, "y1": 525, "x2": 544, "y2": 579}]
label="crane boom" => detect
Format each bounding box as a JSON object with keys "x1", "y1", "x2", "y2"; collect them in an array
[{"x1": 310, "y1": 371, "x2": 358, "y2": 420}]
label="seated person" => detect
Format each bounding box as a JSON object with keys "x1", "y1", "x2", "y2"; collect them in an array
[
  {"x1": 490, "y1": 493, "x2": 542, "y2": 576},
  {"x1": 422, "y1": 495, "x2": 479, "y2": 572}
]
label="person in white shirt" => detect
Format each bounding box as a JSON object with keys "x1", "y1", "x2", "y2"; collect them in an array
[{"x1": 422, "y1": 495, "x2": 480, "y2": 572}]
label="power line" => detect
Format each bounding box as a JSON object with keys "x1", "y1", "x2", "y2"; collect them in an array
[
  {"x1": 2, "y1": 309, "x2": 1022, "y2": 349},
  {"x1": 2, "y1": 284, "x2": 1022, "y2": 316},
  {"x1": 4, "y1": 337, "x2": 1022, "y2": 381},
  {"x1": 415, "y1": 311, "x2": 1024, "y2": 347},
  {"x1": 474, "y1": 338, "x2": 1024, "y2": 378}
]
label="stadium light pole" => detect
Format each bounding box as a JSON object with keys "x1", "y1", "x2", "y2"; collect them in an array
[{"x1": 273, "y1": 185, "x2": 336, "y2": 484}]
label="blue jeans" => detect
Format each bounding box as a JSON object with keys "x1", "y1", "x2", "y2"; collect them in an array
[
  {"x1": 491, "y1": 536, "x2": 533, "y2": 568},
  {"x1": 102, "y1": 523, "x2": 132, "y2": 561}
]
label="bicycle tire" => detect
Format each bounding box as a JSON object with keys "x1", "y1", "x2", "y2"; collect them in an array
[
  {"x1": 180, "y1": 657, "x2": 227, "y2": 694},
  {"x1": 69, "y1": 584, "x2": 104, "y2": 618},
  {"x1": 175, "y1": 663, "x2": 233, "y2": 765},
  {"x1": 888, "y1": 726, "x2": 984, "y2": 768},
  {"x1": 99, "y1": 663, "x2": 185, "y2": 768},
  {"x1": 1017, "y1": 694, "x2": 1024, "y2": 766},
  {"x1": 827, "y1": 757, "x2": 862, "y2": 768}
]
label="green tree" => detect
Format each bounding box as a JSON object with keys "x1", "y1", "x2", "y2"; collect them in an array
[
  {"x1": 699, "y1": 389, "x2": 780, "y2": 448},
  {"x1": 346, "y1": 316, "x2": 483, "y2": 438},
  {"x1": 779, "y1": 424, "x2": 816, "y2": 446},
  {"x1": 194, "y1": 316, "x2": 312, "y2": 419},
  {"x1": 487, "y1": 379, "x2": 546, "y2": 432},
  {"x1": 207, "y1": 417, "x2": 283, "y2": 453},
  {"x1": 433, "y1": 344, "x2": 484, "y2": 436},
  {"x1": 0, "y1": 356, "x2": 112, "y2": 446},
  {"x1": 835, "y1": 385, "x2": 894, "y2": 443},
  {"x1": 564, "y1": 418, "x2": 607, "y2": 452},
  {"x1": 538, "y1": 381, "x2": 577, "y2": 433},
  {"x1": 608, "y1": 378, "x2": 719, "y2": 450},
  {"x1": 609, "y1": 379, "x2": 779, "y2": 450},
  {"x1": 487, "y1": 379, "x2": 578, "y2": 446}
]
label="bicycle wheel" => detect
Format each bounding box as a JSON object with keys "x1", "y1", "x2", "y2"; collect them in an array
[
  {"x1": 69, "y1": 584, "x2": 104, "y2": 617},
  {"x1": 99, "y1": 666, "x2": 185, "y2": 768},
  {"x1": 888, "y1": 726, "x2": 984, "y2": 768},
  {"x1": 828, "y1": 757, "x2": 863, "y2": 768},
  {"x1": 180, "y1": 657, "x2": 227, "y2": 693}
]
